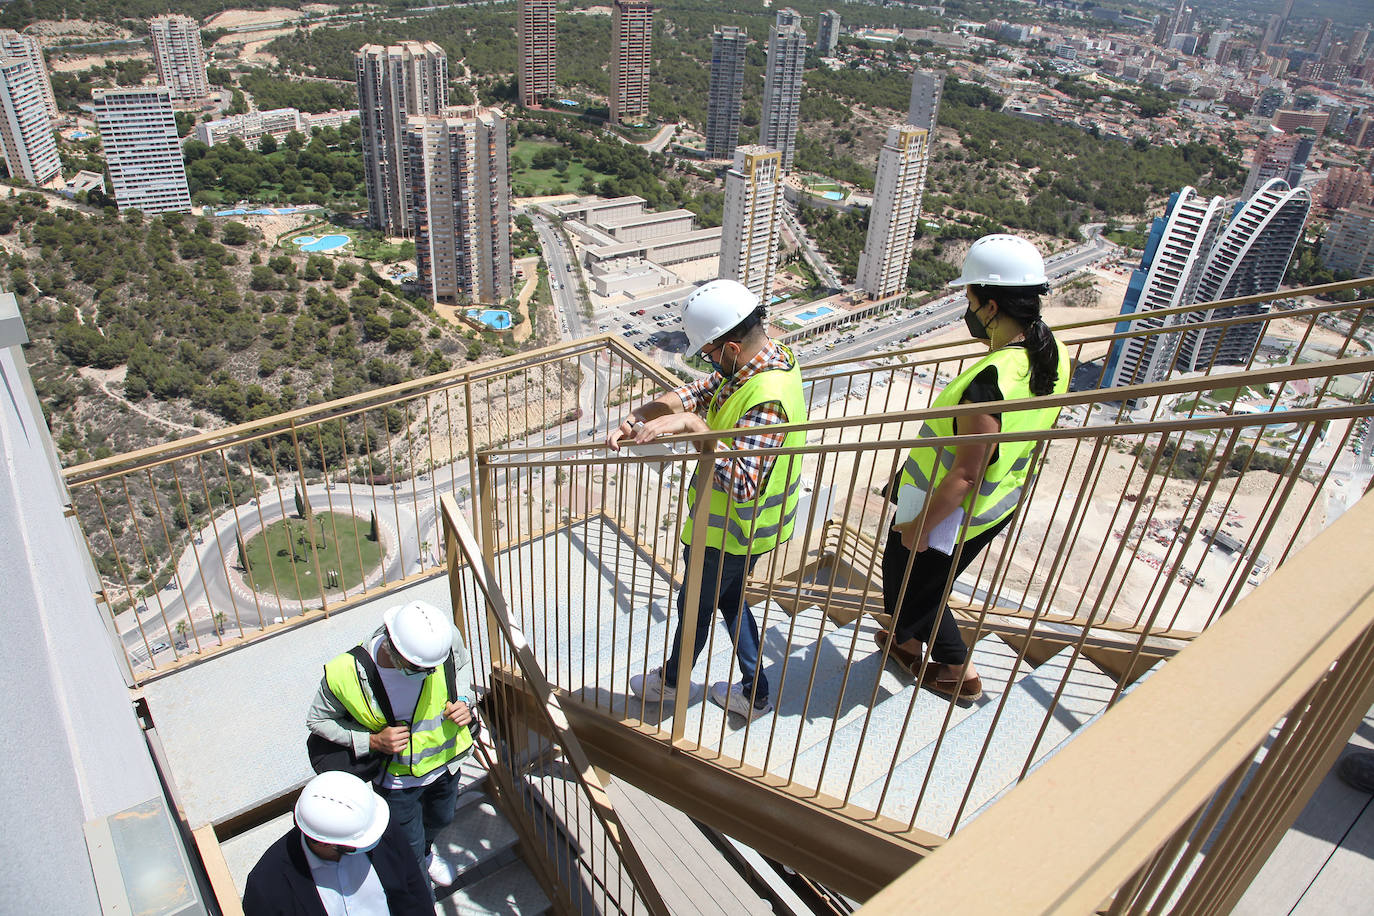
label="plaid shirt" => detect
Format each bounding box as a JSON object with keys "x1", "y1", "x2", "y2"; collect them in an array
[{"x1": 672, "y1": 339, "x2": 794, "y2": 503}]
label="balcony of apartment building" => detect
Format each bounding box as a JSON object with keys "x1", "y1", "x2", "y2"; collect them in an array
[{"x1": 6, "y1": 279, "x2": 1374, "y2": 914}]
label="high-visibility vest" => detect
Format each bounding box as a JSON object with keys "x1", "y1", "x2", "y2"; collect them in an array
[
  {"x1": 681, "y1": 347, "x2": 809, "y2": 555},
  {"x1": 324, "y1": 649, "x2": 472, "y2": 779},
  {"x1": 896, "y1": 340, "x2": 1069, "y2": 539}
]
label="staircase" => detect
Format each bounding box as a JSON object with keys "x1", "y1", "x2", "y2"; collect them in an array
[
  {"x1": 219, "y1": 768, "x2": 550, "y2": 916},
  {"x1": 498, "y1": 516, "x2": 1155, "y2": 838}
]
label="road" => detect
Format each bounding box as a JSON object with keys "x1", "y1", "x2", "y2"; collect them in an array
[{"x1": 780, "y1": 204, "x2": 843, "y2": 290}]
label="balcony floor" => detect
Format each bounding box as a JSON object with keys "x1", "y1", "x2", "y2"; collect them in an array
[{"x1": 1236, "y1": 710, "x2": 1374, "y2": 914}]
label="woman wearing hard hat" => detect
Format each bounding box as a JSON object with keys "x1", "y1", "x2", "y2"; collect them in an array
[{"x1": 878, "y1": 235, "x2": 1068, "y2": 703}]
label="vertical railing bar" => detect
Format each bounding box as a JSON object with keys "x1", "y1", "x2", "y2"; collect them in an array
[
  {"x1": 166, "y1": 463, "x2": 209, "y2": 651},
  {"x1": 311, "y1": 421, "x2": 347, "y2": 602},
  {"x1": 287, "y1": 420, "x2": 330, "y2": 617},
  {"x1": 335, "y1": 417, "x2": 368, "y2": 598},
  {"x1": 140, "y1": 470, "x2": 188, "y2": 659},
  {"x1": 92, "y1": 482, "x2": 151, "y2": 671}
]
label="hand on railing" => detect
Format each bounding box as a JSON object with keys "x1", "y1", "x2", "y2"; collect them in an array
[{"x1": 369, "y1": 724, "x2": 410, "y2": 754}]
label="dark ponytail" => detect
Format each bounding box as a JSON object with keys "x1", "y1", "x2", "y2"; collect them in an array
[{"x1": 969, "y1": 283, "x2": 1059, "y2": 396}]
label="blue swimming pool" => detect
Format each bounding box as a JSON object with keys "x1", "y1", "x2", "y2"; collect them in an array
[
  {"x1": 795, "y1": 305, "x2": 836, "y2": 323},
  {"x1": 467, "y1": 308, "x2": 513, "y2": 330},
  {"x1": 218, "y1": 206, "x2": 304, "y2": 216},
  {"x1": 822, "y1": 190, "x2": 845, "y2": 201},
  {"x1": 292, "y1": 234, "x2": 351, "y2": 252}
]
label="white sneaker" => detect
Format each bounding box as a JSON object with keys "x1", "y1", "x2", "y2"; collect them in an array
[
  {"x1": 629, "y1": 667, "x2": 700, "y2": 703},
  {"x1": 709, "y1": 681, "x2": 772, "y2": 720},
  {"x1": 426, "y1": 851, "x2": 457, "y2": 886}
]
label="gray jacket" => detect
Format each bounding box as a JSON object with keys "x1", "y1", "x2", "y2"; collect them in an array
[{"x1": 306, "y1": 624, "x2": 474, "y2": 773}]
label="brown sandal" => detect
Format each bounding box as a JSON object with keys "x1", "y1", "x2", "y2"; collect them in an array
[
  {"x1": 873, "y1": 629, "x2": 923, "y2": 676},
  {"x1": 921, "y1": 664, "x2": 983, "y2": 703}
]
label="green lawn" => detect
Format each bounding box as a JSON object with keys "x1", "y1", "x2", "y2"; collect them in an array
[
  {"x1": 243, "y1": 512, "x2": 383, "y2": 600},
  {"x1": 508, "y1": 140, "x2": 615, "y2": 196}
]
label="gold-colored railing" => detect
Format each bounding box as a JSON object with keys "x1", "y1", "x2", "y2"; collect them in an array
[
  {"x1": 859, "y1": 490, "x2": 1374, "y2": 915},
  {"x1": 472, "y1": 337, "x2": 1374, "y2": 842},
  {"x1": 441, "y1": 494, "x2": 671, "y2": 915},
  {"x1": 63, "y1": 336, "x2": 673, "y2": 682}
]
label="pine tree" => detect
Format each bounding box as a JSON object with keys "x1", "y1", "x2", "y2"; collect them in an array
[
  {"x1": 237, "y1": 533, "x2": 249, "y2": 571},
  {"x1": 294, "y1": 486, "x2": 305, "y2": 518},
  {"x1": 369, "y1": 510, "x2": 379, "y2": 542}
]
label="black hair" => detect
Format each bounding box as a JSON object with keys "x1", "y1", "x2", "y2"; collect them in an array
[
  {"x1": 969, "y1": 282, "x2": 1059, "y2": 396},
  {"x1": 717, "y1": 303, "x2": 769, "y2": 344}
]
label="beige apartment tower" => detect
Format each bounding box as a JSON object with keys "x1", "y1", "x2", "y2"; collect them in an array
[
  {"x1": 518, "y1": 0, "x2": 557, "y2": 107},
  {"x1": 720, "y1": 145, "x2": 784, "y2": 300},
  {"x1": 857, "y1": 125, "x2": 929, "y2": 300},
  {"x1": 0, "y1": 31, "x2": 57, "y2": 121},
  {"x1": 611, "y1": 0, "x2": 653, "y2": 125},
  {"x1": 356, "y1": 41, "x2": 449, "y2": 236},
  {"x1": 0, "y1": 57, "x2": 60, "y2": 186},
  {"x1": 149, "y1": 15, "x2": 209, "y2": 101},
  {"x1": 405, "y1": 107, "x2": 512, "y2": 306}
]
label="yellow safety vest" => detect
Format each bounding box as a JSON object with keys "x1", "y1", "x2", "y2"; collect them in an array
[
  {"x1": 681, "y1": 347, "x2": 808, "y2": 555},
  {"x1": 324, "y1": 649, "x2": 472, "y2": 779},
  {"x1": 897, "y1": 340, "x2": 1069, "y2": 539}
]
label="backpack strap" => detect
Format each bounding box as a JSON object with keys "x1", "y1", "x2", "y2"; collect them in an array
[
  {"x1": 349, "y1": 645, "x2": 399, "y2": 726},
  {"x1": 444, "y1": 649, "x2": 457, "y2": 704}
]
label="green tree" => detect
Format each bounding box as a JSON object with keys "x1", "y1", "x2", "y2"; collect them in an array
[{"x1": 369, "y1": 510, "x2": 379, "y2": 542}]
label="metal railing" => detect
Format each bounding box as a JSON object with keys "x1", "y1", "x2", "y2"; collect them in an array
[
  {"x1": 858, "y1": 490, "x2": 1374, "y2": 915},
  {"x1": 442, "y1": 494, "x2": 670, "y2": 916},
  {"x1": 64, "y1": 336, "x2": 672, "y2": 682},
  {"x1": 466, "y1": 284, "x2": 1374, "y2": 842}
]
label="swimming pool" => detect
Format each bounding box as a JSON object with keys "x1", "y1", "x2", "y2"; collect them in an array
[
  {"x1": 218, "y1": 207, "x2": 305, "y2": 216},
  {"x1": 292, "y1": 234, "x2": 351, "y2": 252},
  {"x1": 821, "y1": 190, "x2": 845, "y2": 201},
  {"x1": 795, "y1": 305, "x2": 836, "y2": 323},
  {"x1": 467, "y1": 308, "x2": 513, "y2": 330}
]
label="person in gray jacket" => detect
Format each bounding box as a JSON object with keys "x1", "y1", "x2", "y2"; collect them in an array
[{"x1": 307, "y1": 600, "x2": 475, "y2": 887}]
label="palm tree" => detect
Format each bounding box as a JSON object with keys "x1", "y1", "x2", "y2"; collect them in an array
[
  {"x1": 214, "y1": 612, "x2": 226, "y2": 635},
  {"x1": 174, "y1": 620, "x2": 190, "y2": 649}
]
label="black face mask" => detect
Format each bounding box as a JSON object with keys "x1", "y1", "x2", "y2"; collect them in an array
[{"x1": 963, "y1": 307, "x2": 990, "y2": 341}]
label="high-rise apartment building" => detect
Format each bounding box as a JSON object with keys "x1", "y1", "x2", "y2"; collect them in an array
[
  {"x1": 148, "y1": 15, "x2": 209, "y2": 101},
  {"x1": 404, "y1": 107, "x2": 512, "y2": 307},
  {"x1": 92, "y1": 88, "x2": 191, "y2": 213},
  {"x1": 817, "y1": 10, "x2": 841, "y2": 55},
  {"x1": 611, "y1": 0, "x2": 652, "y2": 125},
  {"x1": 760, "y1": 20, "x2": 806, "y2": 171},
  {"x1": 706, "y1": 26, "x2": 747, "y2": 160},
  {"x1": 720, "y1": 145, "x2": 784, "y2": 299},
  {"x1": 1319, "y1": 167, "x2": 1373, "y2": 212},
  {"x1": 1177, "y1": 179, "x2": 1310, "y2": 371},
  {"x1": 1323, "y1": 202, "x2": 1374, "y2": 277},
  {"x1": 518, "y1": 0, "x2": 557, "y2": 108},
  {"x1": 0, "y1": 58, "x2": 59, "y2": 187},
  {"x1": 857, "y1": 125, "x2": 929, "y2": 301},
  {"x1": 1103, "y1": 187, "x2": 1227, "y2": 391},
  {"x1": 775, "y1": 8, "x2": 802, "y2": 28},
  {"x1": 0, "y1": 31, "x2": 57, "y2": 121},
  {"x1": 907, "y1": 69, "x2": 944, "y2": 135},
  {"x1": 355, "y1": 41, "x2": 448, "y2": 236},
  {"x1": 1243, "y1": 129, "x2": 1302, "y2": 198}
]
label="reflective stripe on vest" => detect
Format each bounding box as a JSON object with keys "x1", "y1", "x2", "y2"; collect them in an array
[
  {"x1": 681, "y1": 346, "x2": 809, "y2": 555},
  {"x1": 323, "y1": 650, "x2": 473, "y2": 779},
  {"x1": 896, "y1": 340, "x2": 1069, "y2": 538}
]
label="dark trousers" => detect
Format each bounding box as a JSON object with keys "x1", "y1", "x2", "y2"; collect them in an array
[
  {"x1": 880, "y1": 517, "x2": 1011, "y2": 665},
  {"x1": 663, "y1": 546, "x2": 768, "y2": 701},
  {"x1": 377, "y1": 765, "x2": 462, "y2": 869}
]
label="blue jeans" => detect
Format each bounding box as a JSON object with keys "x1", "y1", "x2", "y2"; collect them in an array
[
  {"x1": 663, "y1": 546, "x2": 768, "y2": 702},
  {"x1": 378, "y1": 765, "x2": 462, "y2": 868}
]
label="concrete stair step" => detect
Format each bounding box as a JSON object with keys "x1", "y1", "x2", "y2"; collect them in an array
[
  {"x1": 851, "y1": 646, "x2": 1119, "y2": 836},
  {"x1": 429, "y1": 792, "x2": 520, "y2": 892},
  {"x1": 784, "y1": 629, "x2": 1027, "y2": 808},
  {"x1": 963, "y1": 655, "x2": 1167, "y2": 822},
  {"x1": 220, "y1": 811, "x2": 294, "y2": 898},
  {"x1": 435, "y1": 859, "x2": 551, "y2": 916}
]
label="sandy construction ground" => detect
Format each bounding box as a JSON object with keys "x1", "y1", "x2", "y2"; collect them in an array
[
  {"x1": 49, "y1": 50, "x2": 152, "y2": 74},
  {"x1": 205, "y1": 7, "x2": 308, "y2": 29}
]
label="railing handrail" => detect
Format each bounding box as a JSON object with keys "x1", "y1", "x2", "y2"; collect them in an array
[
  {"x1": 802, "y1": 276, "x2": 1373, "y2": 374},
  {"x1": 475, "y1": 352, "x2": 1374, "y2": 463},
  {"x1": 856, "y1": 492, "x2": 1374, "y2": 915},
  {"x1": 63, "y1": 333, "x2": 661, "y2": 485},
  {"x1": 439, "y1": 494, "x2": 673, "y2": 916}
]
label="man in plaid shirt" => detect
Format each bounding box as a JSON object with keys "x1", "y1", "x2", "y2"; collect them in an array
[{"x1": 607, "y1": 280, "x2": 806, "y2": 720}]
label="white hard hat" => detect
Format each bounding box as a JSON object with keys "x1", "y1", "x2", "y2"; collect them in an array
[
  {"x1": 682, "y1": 279, "x2": 760, "y2": 353},
  {"x1": 295, "y1": 771, "x2": 389, "y2": 848},
  {"x1": 948, "y1": 234, "x2": 1047, "y2": 288},
  {"x1": 383, "y1": 600, "x2": 451, "y2": 669}
]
